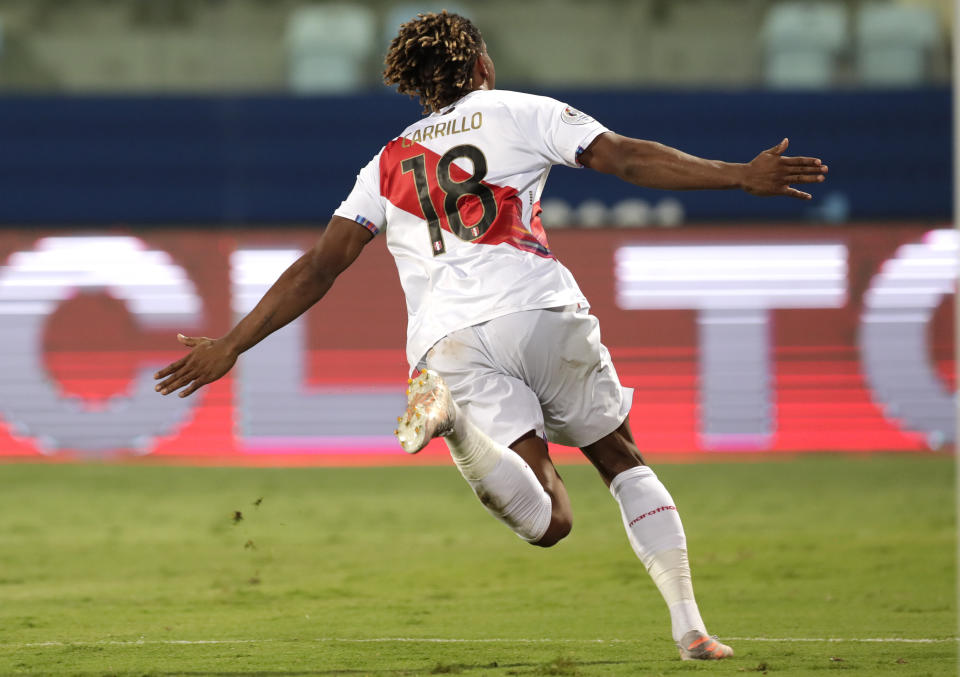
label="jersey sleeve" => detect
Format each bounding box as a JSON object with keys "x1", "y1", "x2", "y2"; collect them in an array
[
  {"x1": 333, "y1": 149, "x2": 386, "y2": 236},
  {"x1": 522, "y1": 95, "x2": 610, "y2": 168}
]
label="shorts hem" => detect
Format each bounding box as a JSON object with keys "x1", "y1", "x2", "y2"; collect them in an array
[{"x1": 550, "y1": 385, "x2": 634, "y2": 449}]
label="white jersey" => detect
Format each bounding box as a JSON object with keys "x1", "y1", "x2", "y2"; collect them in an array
[{"x1": 334, "y1": 88, "x2": 609, "y2": 370}]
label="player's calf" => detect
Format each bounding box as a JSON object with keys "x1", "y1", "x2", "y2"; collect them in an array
[
  {"x1": 508, "y1": 433, "x2": 574, "y2": 548},
  {"x1": 394, "y1": 370, "x2": 554, "y2": 544},
  {"x1": 533, "y1": 513, "x2": 571, "y2": 547}
]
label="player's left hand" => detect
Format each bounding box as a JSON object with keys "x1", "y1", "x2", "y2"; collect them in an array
[
  {"x1": 153, "y1": 333, "x2": 238, "y2": 398},
  {"x1": 742, "y1": 138, "x2": 828, "y2": 200}
]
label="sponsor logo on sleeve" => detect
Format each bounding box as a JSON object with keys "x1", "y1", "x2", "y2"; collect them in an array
[{"x1": 561, "y1": 106, "x2": 595, "y2": 126}]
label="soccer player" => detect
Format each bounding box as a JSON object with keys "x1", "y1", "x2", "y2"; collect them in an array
[{"x1": 154, "y1": 11, "x2": 828, "y2": 660}]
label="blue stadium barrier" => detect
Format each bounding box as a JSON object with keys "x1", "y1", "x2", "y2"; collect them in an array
[{"x1": 0, "y1": 88, "x2": 949, "y2": 225}]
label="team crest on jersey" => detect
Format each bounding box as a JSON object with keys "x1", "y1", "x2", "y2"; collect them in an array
[{"x1": 561, "y1": 106, "x2": 594, "y2": 126}]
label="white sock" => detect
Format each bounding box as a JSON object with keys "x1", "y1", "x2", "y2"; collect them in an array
[
  {"x1": 610, "y1": 465, "x2": 708, "y2": 643},
  {"x1": 445, "y1": 404, "x2": 552, "y2": 543}
]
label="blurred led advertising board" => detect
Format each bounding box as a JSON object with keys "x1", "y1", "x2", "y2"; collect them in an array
[{"x1": 0, "y1": 225, "x2": 953, "y2": 463}]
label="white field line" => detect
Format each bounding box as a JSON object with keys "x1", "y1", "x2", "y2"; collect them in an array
[
  {"x1": 0, "y1": 636, "x2": 957, "y2": 649},
  {"x1": 727, "y1": 637, "x2": 957, "y2": 644}
]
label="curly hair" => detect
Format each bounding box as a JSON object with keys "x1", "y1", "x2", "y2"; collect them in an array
[{"x1": 383, "y1": 11, "x2": 483, "y2": 114}]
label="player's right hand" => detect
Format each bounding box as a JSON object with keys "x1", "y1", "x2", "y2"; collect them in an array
[{"x1": 153, "y1": 334, "x2": 238, "y2": 398}]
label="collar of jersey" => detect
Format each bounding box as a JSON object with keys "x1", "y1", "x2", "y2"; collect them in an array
[{"x1": 434, "y1": 90, "x2": 483, "y2": 117}]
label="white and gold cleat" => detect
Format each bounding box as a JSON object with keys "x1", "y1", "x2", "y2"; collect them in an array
[{"x1": 395, "y1": 369, "x2": 456, "y2": 454}]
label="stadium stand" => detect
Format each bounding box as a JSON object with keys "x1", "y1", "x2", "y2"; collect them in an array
[
  {"x1": 285, "y1": 4, "x2": 376, "y2": 93},
  {"x1": 0, "y1": 0, "x2": 950, "y2": 227},
  {"x1": 857, "y1": 1, "x2": 940, "y2": 85},
  {"x1": 0, "y1": 0, "x2": 948, "y2": 92},
  {"x1": 761, "y1": 2, "x2": 848, "y2": 88}
]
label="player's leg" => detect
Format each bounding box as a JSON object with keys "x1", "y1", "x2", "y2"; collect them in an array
[
  {"x1": 508, "y1": 430, "x2": 572, "y2": 547},
  {"x1": 442, "y1": 404, "x2": 571, "y2": 547},
  {"x1": 578, "y1": 415, "x2": 645, "y2": 482},
  {"x1": 580, "y1": 419, "x2": 733, "y2": 660},
  {"x1": 399, "y1": 329, "x2": 572, "y2": 547},
  {"x1": 521, "y1": 306, "x2": 730, "y2": 659}
]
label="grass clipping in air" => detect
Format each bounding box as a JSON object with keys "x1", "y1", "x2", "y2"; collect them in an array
[{"x1": 0, "y1": 456, "x2": 955, "y2": 675}]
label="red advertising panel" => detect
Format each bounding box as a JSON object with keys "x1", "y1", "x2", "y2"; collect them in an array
[{"x1": 0, "y1": 224, "x2": 953, "y2": 464}]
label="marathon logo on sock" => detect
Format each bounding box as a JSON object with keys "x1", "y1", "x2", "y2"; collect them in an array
[{"x1": 628, "y1": 505, "x2": 677, "y2": 528}]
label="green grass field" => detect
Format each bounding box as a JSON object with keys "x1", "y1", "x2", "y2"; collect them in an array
[{"x1": 0, "y1": 455, "x2": 955, "y2": 676}]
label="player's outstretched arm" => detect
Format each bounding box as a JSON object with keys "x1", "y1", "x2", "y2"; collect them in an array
[
  {"x1": 578, "y1": 133, "x2": 828, "y2": 200},
  {"x1": 153, "y1": 216, "x2": 374, "y2": 398}
]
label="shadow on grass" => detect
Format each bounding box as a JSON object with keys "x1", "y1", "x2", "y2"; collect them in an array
[{"x1": 41, "y1": 658, "x2": 642, "y2": 676}]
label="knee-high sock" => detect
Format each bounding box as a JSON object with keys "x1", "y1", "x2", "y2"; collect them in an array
[
  {"x1": 610, "y1": 465, "x2": 708, "y2": 643},
  {"x1": 444, "y1": 404, "x2": 552, "y2": 543}
]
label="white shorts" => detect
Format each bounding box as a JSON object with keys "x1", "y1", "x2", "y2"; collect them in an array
[{"x1": 423, "y1": 306, "x2": 633, "y2": 448}]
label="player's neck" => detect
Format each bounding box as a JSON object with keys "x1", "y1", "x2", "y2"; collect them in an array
[{"x1": 434, "y1": 87, "x2": 487, "y2": 114}]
